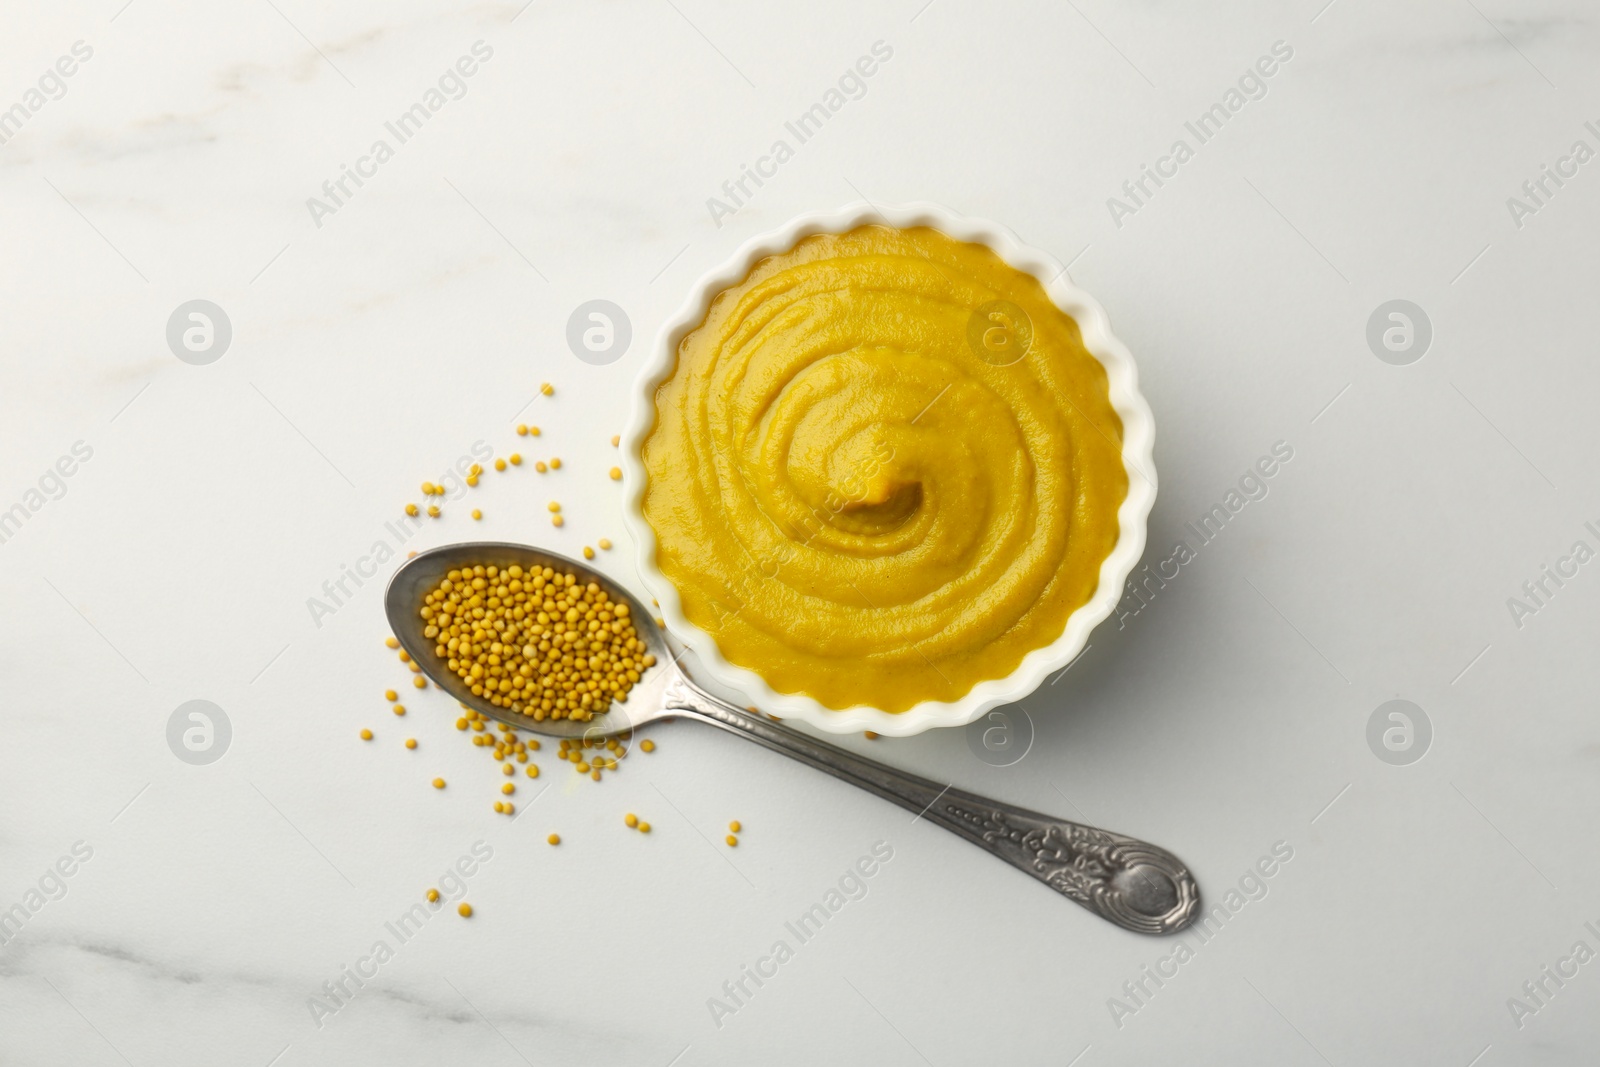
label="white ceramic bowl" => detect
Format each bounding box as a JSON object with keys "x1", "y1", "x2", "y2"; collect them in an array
[{"x1": 618, "y1": 202, "x2": 1156, "y2": 737}]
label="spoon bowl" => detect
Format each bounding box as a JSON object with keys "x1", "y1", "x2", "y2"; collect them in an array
[
  {"x1": 384, "y1": 541, "x2": 674, "y2": 741},
  {"x1": 384, "y1": 541, "x2": 1201, "y2": 936}
]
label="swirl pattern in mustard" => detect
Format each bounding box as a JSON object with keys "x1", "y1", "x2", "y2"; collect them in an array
[{"x1": 642, "y1": 225, "x2": 1127, "y2": 712}]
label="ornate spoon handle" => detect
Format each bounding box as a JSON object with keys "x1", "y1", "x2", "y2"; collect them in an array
[{"x1": 663, "y1": 674, "x2": 1199, "y2": 935}]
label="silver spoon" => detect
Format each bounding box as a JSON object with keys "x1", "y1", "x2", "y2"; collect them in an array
[{"x1": 385, "y1": 542, "x2": 1199, "y2": 935}]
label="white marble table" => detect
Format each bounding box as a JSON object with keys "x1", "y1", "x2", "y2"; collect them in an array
[{"x1": 2, "y1": 1, "x2": 1597, "y2": 1063}]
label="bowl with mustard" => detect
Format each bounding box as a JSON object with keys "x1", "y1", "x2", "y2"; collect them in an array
[{"x1": 619, "y1": 202, "x2": 1155, "y2": 736}]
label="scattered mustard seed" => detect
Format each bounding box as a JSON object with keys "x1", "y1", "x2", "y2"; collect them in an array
[
  {"x1": 427, "y1": 505, "x2": 441, "y2": 518},
  {"x1": 725, "y1": 835, "x2": 738, "y2": 847},
  {"x1": 540, "y1": 383, "x2": 553, "y2": 396},
  {"x1": 640, "y1": 739, "x2": 655, "y2": 753},
  {"x1": 547, "y1": 833, "x2": 560, "y2": 845},
  {"x1": 360, "y1": 728, "x2": 373, "y2": 741},
  {"x1": 516, "y1": 424, "x2": 529, "y2": 436},
  {"x1": 729, "y1": 821, "x2": 742, "y2": 833},
  {"x1": 427, "y1": 888, "x2": 440, "y2": 902},
  {"x1": 405, "y1": 738, "x2": 417, "y2": 749},
  {"x1": 550, "y1": 457, "x2": 562, "y2": 470},
  {"x1": 385, "y1": 637, "x2": 400, "y2": 649},
  {"x1": 471, "y1": 509, "x2": 482, "y2": 520},
  {"x1": 638, "y1": 822, "x2": 651, "y2": 834},
  {"x1": 583, "y1": 546, "x2": 595, "y2": 560},
  {"x1": 510, "y1": 453, "x2": 522, "y2": 466},
  {"x1": 458, "y1": 903, "x2": 472, "y2": 917},
  {"x1": 625, "y1": 813, "x2": 638, "y2": 828},
  {"x1": 598, "y1": 538, "x2": 612, "y2": 550},
  {"x1": 609, "y1": 467, "x2": 622, "y2": 481},
  {"x1": 432, "y1": 777, "x2": 446, "y2": 789},
  {"x1": 385, "y1": 689, "x2": 398, "y2": 701},
  {"x1": 611, "y1": 435, "x2": 620, "y2": 447},
  {"x1": 405, "y1": 503, "x2": 419, "y2": 517},
  {"x1": 552, "y1": 515, "x2": 564, "y2": 527}
]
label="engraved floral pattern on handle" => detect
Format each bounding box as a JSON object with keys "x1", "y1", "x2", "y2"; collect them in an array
[{"x1": 941, "y1": 799, "x2": 1199, "y2": 935}]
